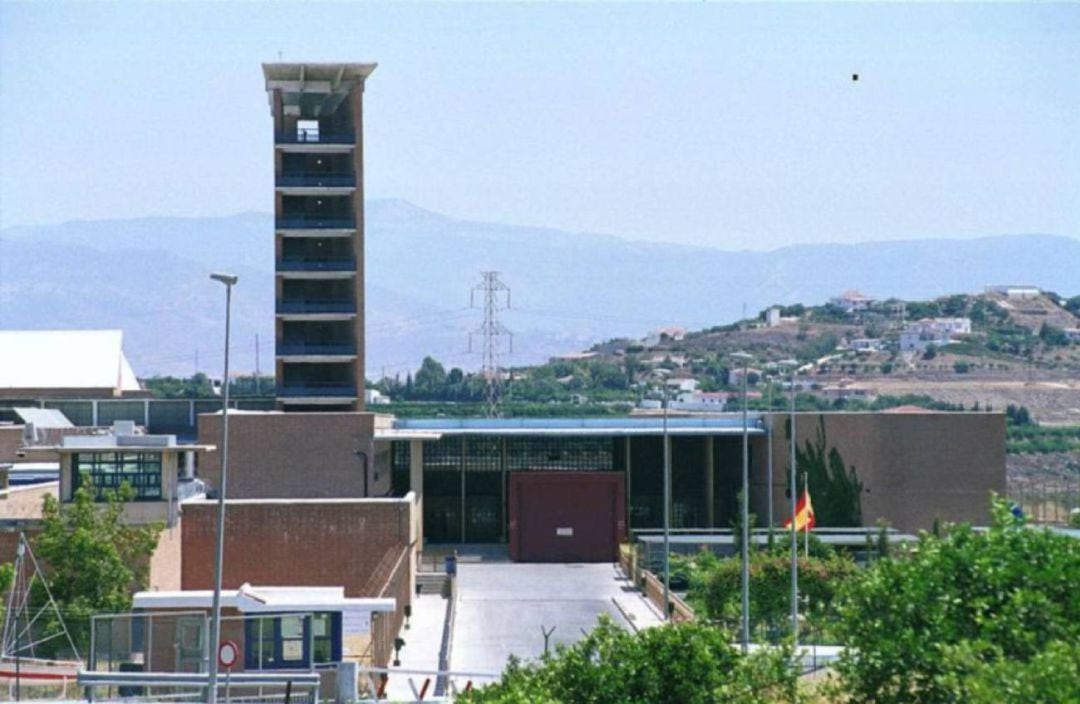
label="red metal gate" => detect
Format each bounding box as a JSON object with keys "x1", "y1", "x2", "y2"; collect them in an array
[{"x1": 507, "y1": 472, "x2": 626, "y2": 562}]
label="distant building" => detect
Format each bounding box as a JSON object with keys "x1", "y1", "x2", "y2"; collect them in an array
[
  {"x1": 830, "y1": 290, "x2": 877, "y2": 313},
  {"x1": 899, "y1": 317, "x2": 971, "y2": 352},
  {"x1": 364, "y1": 388, "x2": 390, "y2": 405},
  {"x1": 728, "y1": 366, "x2": 762, "y2": 387},
  {"x1": 847, "y1": 338, "x2": 882, "y2": 352},
  {"x1": 932, "y1": 317, "x2": 972, "y2": 335},
  {"x1": 665, "y1": 376, "x2": 699, "y2": 394},
  {"x1": 764, "y1": 307, "x2": 799, "y2": 328},
  {"x1": 985, "y1": 285, "x2": 1041, "y2": 299},
  {"x1": 0, "y1": 330, "x2": 145, "y2": 399},
  {"x1": 1064, "y1": 328, "x2": 1080, "y2": 343},
  {"x1": 820, "y1": 380, "x2": 874, "y2": 401}
]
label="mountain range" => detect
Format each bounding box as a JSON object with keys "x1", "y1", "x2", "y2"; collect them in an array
[{"x1": 2, "y1": 199, "x2": 1078, "y2": 377}]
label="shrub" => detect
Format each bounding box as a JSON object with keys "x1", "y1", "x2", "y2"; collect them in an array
[
  {"x1": 832, "y1": 498, "x2": 1080, "y2": 704},
  {"x1": 460, "y1": 616, "x2": 800, "y2": 704}
]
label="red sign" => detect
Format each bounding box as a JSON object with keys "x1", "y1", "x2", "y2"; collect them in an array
[{"x1": 218, "y1": 640, "x2": 239, "y2": 670}]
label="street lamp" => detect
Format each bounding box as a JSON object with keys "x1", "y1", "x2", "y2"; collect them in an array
[
  {"x1": 764, "y1": 365, "x2": 775, "y2": 531},
  {"x1": 779, "y1": 358, "x2": 799, "y2": 646},
  {"x1": 731, "y1": 351, "x2": 753, "y2": 653},
  {"x1": 650, "y1": 373, "x2": 673, "y2": 621},
  {"x1": 207, "y1": 272, "x2": 238, "y2": 704}
]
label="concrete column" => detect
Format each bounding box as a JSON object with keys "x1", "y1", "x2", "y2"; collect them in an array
[
  {"x1": 91, "y1": 400, "x2": 99, "y2": 427},
  {"x1": 459, "y1": 437, "x2": 467, "y2": 543},
  {"x1": 500, "y1": 438, "x2": 508, "y2": 543},
  {"x1": 409, "y1": 439, "x2": 424, "y2": 550},
  {"x1": 350, "y1": 83, "x2": 366, "y2": 411},
  {"x1": 143, "y1": 399, "x2": 150, "y2": 429},
  {"x1": 705, "y1": 436, "x2": 715, "y2": 528}
]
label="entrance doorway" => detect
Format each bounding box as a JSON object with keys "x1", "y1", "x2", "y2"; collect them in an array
[{"x1": 508, "y1": 472, "x2": 626, "y2": 562}]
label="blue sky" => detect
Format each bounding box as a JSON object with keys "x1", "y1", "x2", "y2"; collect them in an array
[{"x1": 1, "y1": 1, "x2": 1077, "y2": 249}]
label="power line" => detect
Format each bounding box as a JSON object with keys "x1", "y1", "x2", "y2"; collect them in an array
[{"x1": 470, "y1": 272, "x2": 512, "y2": 417}]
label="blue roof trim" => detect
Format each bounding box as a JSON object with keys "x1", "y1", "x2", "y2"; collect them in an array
[{"x1": 395, "y1": 415, "x2": 765, "y2": 431}]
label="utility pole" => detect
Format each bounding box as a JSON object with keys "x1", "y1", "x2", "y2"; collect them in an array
[{"x1": 470, "y1": 272, "x2": 512, "y2": 417}]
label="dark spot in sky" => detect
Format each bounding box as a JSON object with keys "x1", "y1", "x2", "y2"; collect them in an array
[{"x1": 852, "y1": 73, "x2": 859, "y2": 82}]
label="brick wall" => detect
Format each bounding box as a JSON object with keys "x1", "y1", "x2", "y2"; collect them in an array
[
  {"x1": 196, "y1": 412, "x2": 387, "y2": 499},
  {"x1": 180, "y1": 497, "x2": 415, "y2": 598}
]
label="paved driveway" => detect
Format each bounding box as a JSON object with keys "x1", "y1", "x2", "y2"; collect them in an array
[{"x1": 451, "y1": 562, "x2": 661, "y2": 675}]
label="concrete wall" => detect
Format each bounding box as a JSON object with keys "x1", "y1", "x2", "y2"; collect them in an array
[
  {"x1": 762, "y1": 411, "x2": 1006, "y2": 532},
  {"x1": 180, "y1": 495, "x2": 416, "y2": 599},
  {"x1": 197, "y1": 412, "x2": 387, "y2": 499},
  {"x1": 148, "y1": 523, "x2": 183, "y2": 591},
  {"x1": 0, "y1": 426, "x2": 23, "y2": 463}
]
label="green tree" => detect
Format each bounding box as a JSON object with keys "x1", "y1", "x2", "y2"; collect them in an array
[
  {"x1": 460, "y1": 616, "x2": 800, "y2": 704},
  {"x1": 413, "y1": 356, "x2": 448, "y2": 398},
  {"x1": 789, "y1": 418, "x2": 863, "y2": 526},
  {"x1": 1039, "y1": 323, "x2": 1069, "y2": 347},
  {"x1": 30, "y1": 483, "x2": 163, "y2": 654},
  {"x1": 832, "y1": 498, "x2": 1080, "y2": 704}
]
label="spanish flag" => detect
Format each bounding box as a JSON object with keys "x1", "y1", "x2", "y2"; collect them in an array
[{"x1": 784, "y1": 489, "x2": 816, "y2": 532}]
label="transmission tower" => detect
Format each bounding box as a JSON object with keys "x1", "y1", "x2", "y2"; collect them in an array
[{"x1": 470, "y1": 272, "x2": 512, "y2": 417}]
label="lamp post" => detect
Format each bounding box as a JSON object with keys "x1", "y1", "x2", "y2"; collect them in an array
[
  {"x1": 765, "y1": 366, "x2": 774, "y2": 530},
  {"x1": 650, "y1": 374, "x2": 673, "y2": 621},
  {"x1": 207, "y1": 272, "x2": 238, "y2": 704},
  {"x1": 779, "y1": 358, "x2": 799, "y2": 646},
  {"x1": 731, "y1": 351, "x2": 753, "y2": 653}
]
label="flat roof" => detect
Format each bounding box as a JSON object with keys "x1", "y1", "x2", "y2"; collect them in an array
[
  {"x1": 394, "y1": 415, "x2": 766, "y2": 437},
  {"x1": 134, "y1": 584, "x2": 395, "y2": 614}
]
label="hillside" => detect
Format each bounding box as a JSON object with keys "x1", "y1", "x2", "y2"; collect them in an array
[
  {"x1": 474, "y1": 289, "x2": 1080, "y2": 425},
  {"x1": 2, "y1": 201, "x2": 1079, "y2": 376}
]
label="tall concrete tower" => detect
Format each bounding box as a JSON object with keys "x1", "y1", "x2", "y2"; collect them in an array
[{"x1": 263, "y1": 63, "x2": 375, "y2": 411}]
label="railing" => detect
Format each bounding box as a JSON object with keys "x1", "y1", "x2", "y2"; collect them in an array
[
  {"x1": 278, "y1": 256, "x2": 356, "y2": 272},
  {"x1": 276, "y1": 216, "x2": 356, "y2": 229},
  {"x1": 277, "y1": 342, "x2": 357, "y2": 356},
  {"x1": 277, "y1": 384, "x2": 357, "y2": 397},
  {"x1": 276, "y1": 300, "x2": 356, "y2": 314},
  {"x1": 276, "y1": 174, "x2": 356, "y2": 188},
  {"x1": 276, "y1": 131, "x2": 355, "y2": 145}
]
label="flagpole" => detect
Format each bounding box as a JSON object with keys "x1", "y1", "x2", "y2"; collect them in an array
[
  {"x1": 784, "y1": 359, "x2": 798, "y2": 646},
  {"x1": 804, "y1": 470, "x2": 810, "y2": 559}
]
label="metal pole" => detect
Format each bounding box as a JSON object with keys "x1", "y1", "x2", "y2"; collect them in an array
[
  {"x1": 804, "y1": 470, "x2": 810, "y2": 559},
  {"x1": 787, "y1": 363, "x2": 798, "y2": 646},
  {"x1": 662, "y1": 384, "x2": 671, "y2": 621},
  {"x1": 738, "y1": 354, "x2": 751, "y2": 653},
  {"x1": 208, "y1": 273, "x2": 238, "y2": 704},
  {"x1": 766, "y1": 378, "x2": 773, "y2": 529}
]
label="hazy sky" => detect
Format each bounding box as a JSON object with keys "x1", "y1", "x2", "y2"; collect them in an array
[{"x1": 1, "y1": 1, "x2": 1077, "y2": 250}]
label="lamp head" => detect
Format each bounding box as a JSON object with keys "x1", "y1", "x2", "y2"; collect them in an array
[{"x1": 210, "y1": 272, "x2": 239, "y2": 286}]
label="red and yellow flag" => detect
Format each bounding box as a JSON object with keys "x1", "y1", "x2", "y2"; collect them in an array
[{"x1": 784, "y1": 489, "x2": 816, "y2": 532}]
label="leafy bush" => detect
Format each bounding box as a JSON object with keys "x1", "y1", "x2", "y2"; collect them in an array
[
  {"x1": 459, "y1": 616, "x2": 800, "y2": 704},
  {"x1": 832, "y1": 498, "x2": 1080, "y2": 704},
  {"x1": 696, "y1": 548, "x2": 857, "y2": 639}
]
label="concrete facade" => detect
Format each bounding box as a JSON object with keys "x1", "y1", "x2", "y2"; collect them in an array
[
  {"x1": 265, "y1": 63, "x2": 375, "y2": 412},
  {"x1": 761, "y1": 412, "x2": 1006, "y2": 532}
]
